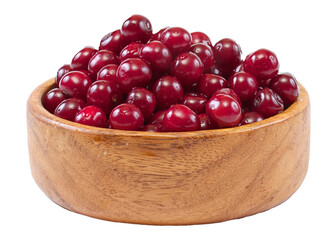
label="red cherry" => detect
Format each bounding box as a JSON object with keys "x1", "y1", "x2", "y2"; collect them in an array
[
  {"x1": 71, "y1": 47, "x2": 97, "y2": 70},
  {"x1": 54, "y1": 98, "x2": 86, "y2": 121},
  {"x1": 240, "y1": 111, "x2": 264, "y2": 125},
  {"x1": 74, "y1": 106, "x2": 107, "y2": 128},
  {"x1": 191, "y1": 32, "x2": 212, "y2": 47},
  {"x1": 212, "y1": 88, "x2": 242, "y2": 106},
  {"x1": 213, "y1": 38, "x2": 242, "y2": 78},
  {"x1": 252, "y1": 88, "x2": 284, "y2": 117},
  {"x1": 163, "y1": 104, "x2": 200, "y2": 132},
  {"x1": 148, "y1": 109, "x2": 167, "y2": 125},
  {"x1": 43, "y1": 88, "x2": 67, "y2": 113},
  {"x1": 206, "y1": 94, "x2": 242, "y2": 128},
  {"x1": 244, "y1": 48, "x2": 279, "y2": 82},
  {"x1": 181, "y1": 92, "x2": 208, "y2": 114},
  {"x1": 170, "y1": 52, "x2": 204, "y2": 89},
  {"x1": 198, "y1": 113, "x2": 218, "y2": 130},
  {"x1": 140, "y1": 41, "x2": 172, "y2": 72},
  {"x1": 140, "y1": 123, "x2": 164, "y2": 132},
  {"x1": 152, "y1": 76, "x2": 183, "y2": 109},
  {"x1": 119, "y1": 42, "x2": 144, "y2": 62},
  {"x1": 116, "y1": 58, "x2": 152, "y2": 94},
  {"x1": 55, "y1": 64, "x2": 72, "y2": 87},
  {"x1": 99, "y1": 29, "x2": 125, "y2": 54},
  {"x1": 207, "y1": 63, "x2": 223, "y2": 76},
  {"x1": 121, "y1": 14, "x2": 153, "y2": 43},
  {"x1": 109, "y1": 103, "x2": 144, "y2": 130},
  {"x1": 229, "y1": 72, "x2": 258, "y2": 102},
  {"x1": 86, "y1": 80, "x2": 123, "y2": 115},
  {"x1": 269, "y1": 73, "x2": 299, "y2": 106},
  {"x1": 59, "y1": 71, "x2": 92, "y2": 100},
  {"x1": 160, "y1": 27, "x2": 192, "y2": 56},
  {"x1": 190, "y1": 43, "x2": 214, "y2": 72},
  {"x1": 151, "y1": 27, "x2": 169, "y2": 41},
  {"x1": 88, "y1": 50, "x2": 119, "y2": 78},
  {"x1": 96, "y1": 64, "x2": 118, "y2": 82},
  {"x1": 126, "y1": 87, "x2": 156, "y2": 120},
  {"x1": 197, "y1": 73, "x2": 228, "y2": 98}
]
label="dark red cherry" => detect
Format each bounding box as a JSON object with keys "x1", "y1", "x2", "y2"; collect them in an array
[
  {"x1": 59, "y1": 71, "x2": 92, "y2": 100},
  {"x1": 148, "y1": 109, "x2": 167, "y2": 125},
  {"x1": 163, "y1": 104, "x2": 200, "y2": 132},
  {"x1": 252, "y1": 88, "x2": 284, "y2": 117},
  {"x1": 119, "y1": 42, "x2": 144, "y2": 62},
  {"x1": 191, "y1": 32, "x2": 212, "y2": 48},
  {"x1": 198, "y1": 113, "x2": 218, "y2": 130},
  {"x1": 96, "y1": 64, "x2": 118, "y2": 82},
  {"x1": 87, "y1": 80, "x2": 123, "y2": 115},
  {"x1": 151, "y1": 27, "x2": 169, "y2": 41},
  {"x1": 116, "y1": 58, "x2": 152, "y2": 94},
  {"x1": 244, "y1": 48, "x2": 279, "y2": 82},
  {"x1": 54, "y1": 98, "x2": 86, "y2": 121},
  {"x1": 206, "y1": 94, "x2": 242, "y2": 128},
  {"x1": 74, "y1": 106, "x2": 107, "y2": 128},
  {"x1": 269, "y1": 73, "x2": 299, "y2": 106},
  {"x1": 140, "y1": 123, "x2": 164, "y2": 132},
  {"x1": 229, "y1": 72, "x2": 258, "y2": 102},
  {"x1": 213, "y1": 38, "x2": 242, "y2": 78},
  {"x1": 181, "y1": 92, "x2": 208, "y2": 114},
  {"x1": 99, "y1": 29, "x2": 125, "y2": 55},
  {"x1": 88, "y1": 50, "x2": 119, "y2": 78},
  {"x1": 160, "y1": 27, "x2": 192, "y2": 56},
  {"x1": 43, "y1": 88, "x2": 67, "y2": 113},
  {"x1": 170, "y1": 52, "x2": 204, "y2": 89},
  {"x1": 71, "y1": 47, "x2": 97, "y2": 70},
  {"x1": 190, "y1": 43, "x2": 214, "y2": 72},
  {"x1": 140, "y1": 41, "x2": 172, "y2": 72},
  {"x1": 197, "y1": 73, "x2": 228, "y2": 98},
  {"x1": 212, "y1": 88, "x2": 242, "y2": 106},
  {"x1": 109, "y1": 103, "x2": 144, "y2": 130},
  {"x1": 121, "y1": 14, "x2": 153, "y2": 43},
  {"x1": 126, "y1": 87, "x2": 156, "y2": 120},
  {"x1": 152, "y1": 76, "x2": 183, "y2": 109},
  {"x1": 240, "y1": 111, "x2": 264, "y2": 125},
  {"x1": 207, "y1": 63, "x2": 223, "y2": 76},
  {"x1": 55, "y1": 64, "x2": 72, "y2": 87}
]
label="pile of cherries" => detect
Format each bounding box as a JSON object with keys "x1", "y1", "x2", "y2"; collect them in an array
[{"x1": 43, "y1": 14, "x2": 299, "y2": 132}]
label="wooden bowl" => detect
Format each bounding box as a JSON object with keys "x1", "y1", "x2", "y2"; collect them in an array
[{"x1": 27, "y1": 78, "x2": 310, "y2": 225}]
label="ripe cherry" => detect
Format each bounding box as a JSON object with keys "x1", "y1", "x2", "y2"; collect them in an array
[
  {"x1": 96, "y1": 64, "x2": 118, "y2": 82},
  {"x1": 74, "y1": 106, "x2": 108, "y2": 128},
  {"x1": 109, "y1": 103, "x2": 144, "y2": 130},
  {"x1": 190, "y1": 43, "x2": 214, "y2": 72},
  {"x1": 212, "y1": 88, "x2": 242, "y2": 106},
  {"x1": 140, "y1": 123, "x2": 164, "y2": 132},
  {"x1": 99, "y1": 29, "x2": 125, "y2": 54},
  {"x1": 191, "y1": 32, "x2": 212, "y2": 47},
  {"x1": 197, "y1": 73, "x2": 228, "y2": 98},
  {"x1": 119, "y1": 42, "x2": 144, "y2": 62},
  {"x1": 55, "y1": 64, "x2": 72, "y2": 87},
  {"x1": 43, "y1": 88, "x2": 67, "y2": 113},
  {"x1": 181, "y1": 92, "x2": 208, "y2": 114},
  {"x1": 88, "y1": 50, "x2": 119, "y2": 78},
  {"x1": 59, "y1": 71, "x2": 92, "y2": 100},
  {"x1": 54, "y1": 98, "x2": 86, "y2": 121},
  {"x1": 126, "y1": 87, "x2": 156, "y2": 120},
  {"x1": 240, "y1": 111, "x2": 264, "y2": 125},
  {"x1": 140, "y1": 41, "x2": 172, "y2": 72},
  {"x1": 229, "y1": 71, "x2": 258, "y2": 102},
  {"x1": 151, "y1": 27, "x2": 169, "y2": 41},
  {"x1": 71, "y1": 47, "x2": 97, "y2": 70},
  {"x1": 198, "y1": 113, "x2": 217, "y2": 130},
  {"x1": 121, "y1": 14, "x2": 153, "y2": 43},
  {"x1": 252, "y1": 88, "x2": 284, "y2": 117},
  {"x1": 160, "y1": 27, "x2": 192, "y2": 56},
  {"x1": 148, "y1": 109, "x2": 167, "y2": 125}
]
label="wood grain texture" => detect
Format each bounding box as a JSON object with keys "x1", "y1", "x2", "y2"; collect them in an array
[{"x1": 27, "y1": 79, "x2": 310, "y2": 225}]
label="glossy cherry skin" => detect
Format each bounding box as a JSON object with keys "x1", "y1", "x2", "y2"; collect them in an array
[
  {"x1": 190, "y1": 43, "x2": 214, "y2": 72},
  {"x1": 71, "y1": 47, "x2": 97, "y2": 70},
  {"x1": 116, "y1": 58, "x2": 152, "y2": 94},
  {"x1": 198, "y1": 113, "x2": 218, "y2": 130},
  {"x1": 140, "y1": 41, "x2": 172, "y2": 72},
  {"x1": 191, "y1": 32, "x2": 212, "y2": 48},
  {"x1": 212, "y1": 88, "x2": 242, "y2": 106},
  {"x1": 96, "y1": 64, "x2": 118, "y2": 82},
  {"x1": 54, "y1": 98, "x2": 86, "y2": 121},
  {"x1": 119, "y1": 42, "x2": 144, "y2": 62},
  {"x1": 88, "y1": 50, "x2": 119, "y2": 78},
  {"x1": 140, "y1": 123, "x2": 164, "y2": 132},
  {"x1": 152, "y1": 76, "x2": 183, "y2": 109},
  {"x1": 229, "y1": 72, "x2": 258, "y2": 102},
  {"x1": 43, "y1": 88, "x2": 67, "y2": 113},
  {"x1": 109, "y1": 103, "x2": 144, "y2": 130},
  {"x1": 99, "y1": 29, "x2": 125, "y2": 55},
  {"x1": 240, "y1": 111, "x2": 264, "y2": 125},
  {"x1": 160, "y1": 27, "x2": 192, "y2": 56},
  {"x1": 151, "y1": 27, "x2": 169, "y2": 41},
  {"x1": 148, "y1": 109, "x2": 167, "y2": 125},
  {"x1": 181, "y1": 92, "x2": 208, "y2": 114},
  {"x1": 121, "y1": 14, "x2": 152, "y2": 44},
  {"x1": 126, "y1": 87, "x2": 156, "y2": 120},
  {"x1": 269, "y1": 73, "x2": 299, "y2": 106},
  {"x1": 59, "y1": 71, "x2": 92, "y2": 100},
  {"x1": 163, "y1": 104, "x2": 200, "y2": 132},
  {"x1": 252, "y1": 88, "x2": 284, "y2": 117},
  {"x1": 74, "y1": 106, "x2": 108, "y2": 128},
  {"x1": 55, "y1": 64, "x2": 72, "y2": 87},
  {"x1": 213, "y1": 38, "x2": 242, "y2": 78},
  {"x1": 197, "y1": 73, "x2": 228, "y2": 98},
  {"x1": 206, "y1": 94, "x2": 242, "y2": 128},
  {"x1": 170, "y1": 52, "x2": 204, "y2": 89},
  {"x1": 86, "y1": 80, "x2": 123, "y2": 115},
  {"x1": 207, "y1": 63, "x2": 223, "y2": 76},
  {"x1": 244, "y1": 48, "x2": 279, "y2": 82}
]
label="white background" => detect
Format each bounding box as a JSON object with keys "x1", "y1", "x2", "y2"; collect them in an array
[{"x1": 1, "y1": 0, "x2": 329, "y2": 239}]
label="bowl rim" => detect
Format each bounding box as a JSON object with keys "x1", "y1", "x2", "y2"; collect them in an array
[{"x1": 27, "y1": 78, "x2": 309, "y2": 139}]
